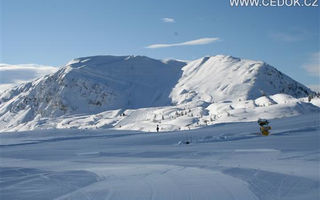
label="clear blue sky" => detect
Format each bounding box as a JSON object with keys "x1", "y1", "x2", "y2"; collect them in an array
[{"x1": 1, "y1": 0, "x2": 319, "y2": 87}]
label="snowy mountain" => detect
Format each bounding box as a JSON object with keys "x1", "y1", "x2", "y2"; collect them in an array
[
  {"x1": 171, "y1": 55, "x2": 312, "y2": 104},
  {"x1": 0, "y1": 55, "x2": 317, "y2": 132},
  {"x1": 0, "y1": 55, "x2": 184, "y2": 115}
]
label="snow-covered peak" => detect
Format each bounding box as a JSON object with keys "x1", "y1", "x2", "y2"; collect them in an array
[
  {"x1": 66, "y1": 55, "x2": 186, "y2": 69},
  {"x1": 170, "y1": 55, "x2": 312, "y2": 104},
  {"x1": 0, "y1": 55, "x2": 185, "y2": 124}
]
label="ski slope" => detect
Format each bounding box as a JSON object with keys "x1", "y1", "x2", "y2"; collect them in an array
[{"x1": 0, "y1": 113, "x2": 319, "y2": 200}]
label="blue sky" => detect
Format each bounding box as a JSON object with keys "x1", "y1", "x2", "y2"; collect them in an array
[{"x1": 1, "y1": 0, "x2": 319, "y2": 88}]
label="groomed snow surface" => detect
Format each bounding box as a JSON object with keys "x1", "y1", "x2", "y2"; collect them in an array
[{"x1": 0, "y1": 113, "x2": 319, "y2": 200}]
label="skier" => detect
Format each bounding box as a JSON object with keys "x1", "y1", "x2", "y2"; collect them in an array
[
  {"x1": 258, "y1": 119, "x2": 271, "y2": 136},
  {"x1": 308, "y1": 94, "x2": 312, "y2": 102},
  {"x1": 156, "y1": 125, "x2": 159, "y2": 132}
]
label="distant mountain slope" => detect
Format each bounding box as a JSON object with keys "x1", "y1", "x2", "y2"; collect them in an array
[
  {"x1": 170, "y1": 55, "x2": 312, "y2": 104},
  {"x1": 0, "y1": 54, "x2": 315, "y2": 131}
]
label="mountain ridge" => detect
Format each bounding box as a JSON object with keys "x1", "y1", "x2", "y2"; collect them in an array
[{"x1": 0, "y1": 54, "x2": 316, "y2": 132}]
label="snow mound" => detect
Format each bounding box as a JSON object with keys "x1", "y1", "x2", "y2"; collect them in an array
[
  {"x1": 310, "y1": 97, "x2": 320, "y2": 107},
  {"x1": 270, "y1": 93, "x2": 297, "y2": 104},
  {"x1": 255, "y1": 96, "x2": 277, "y2": 107}
]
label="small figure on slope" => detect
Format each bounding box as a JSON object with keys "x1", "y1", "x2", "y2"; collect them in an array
[
  {"x1": 258, "y1": 119, "x2": 271, "y2": 136},
  {"x1": 308, "y1": 94, "x2": 313, "y2": 102},
  {"x1": 156, "y1": 125, "x2": 159, "y2": 133}
]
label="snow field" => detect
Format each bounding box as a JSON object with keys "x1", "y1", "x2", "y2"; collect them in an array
[{"x1": 0, "y1": 113, "x2": 319, "y2": 200}]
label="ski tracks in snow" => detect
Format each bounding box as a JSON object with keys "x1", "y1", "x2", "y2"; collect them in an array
[{"x1": 54, "y1": 165, "x2": 258, "y2": 200}]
